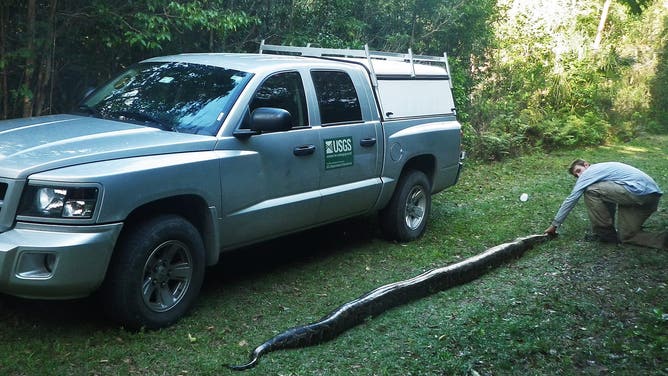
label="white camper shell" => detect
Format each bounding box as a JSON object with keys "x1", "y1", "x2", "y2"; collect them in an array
[{"x1": 259, "y1": 42, "x2": 457, "y2": 121}]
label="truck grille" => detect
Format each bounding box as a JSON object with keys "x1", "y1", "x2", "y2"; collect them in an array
[
  {"x1": 0, "y1": 179, "x2": 16, "y2": 233},
  {"x1": 0, "y1": 182, "x2": 7, "y2": 212}
]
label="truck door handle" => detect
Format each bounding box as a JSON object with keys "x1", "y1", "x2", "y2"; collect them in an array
[
  {"x1": 360, "y1": 137, "x2": 376, "y2": 147},
  {"x1": 293, "y1": 144, "x2": 316, "y2": 156}
]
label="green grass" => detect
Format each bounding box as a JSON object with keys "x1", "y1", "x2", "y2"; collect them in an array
[{"x1": 1, "y1": 135, "x2": 666, "y2": 376}]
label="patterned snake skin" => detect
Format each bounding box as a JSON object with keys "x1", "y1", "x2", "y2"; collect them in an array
[{"x1": 228, "y1": 234, "x2": 551, "y2": 370}]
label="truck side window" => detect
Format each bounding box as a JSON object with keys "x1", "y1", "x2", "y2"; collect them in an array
[
  {"x1": 311, "y1": 70, "x2": 362, "y2": 125},
  {"x1": 249, "y1": 71, "x2": 308, "y2": 128}
]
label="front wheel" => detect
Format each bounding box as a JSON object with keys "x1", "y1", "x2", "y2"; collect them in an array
[
  {"x1": 101, "y1": 215, "x2": 206, "y2": 329},
  {"x1": 379, "y1": 169, "x2": 432, "y2": 242}
]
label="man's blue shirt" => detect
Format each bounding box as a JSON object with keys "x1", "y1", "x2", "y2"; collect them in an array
[{"x1": 552, "y1": 162, "x2": 663, "y2": 227}]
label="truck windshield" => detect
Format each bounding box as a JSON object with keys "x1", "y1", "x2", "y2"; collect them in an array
[{"x1": 78, "y1": 62, "x2": 252, "y2": 135}]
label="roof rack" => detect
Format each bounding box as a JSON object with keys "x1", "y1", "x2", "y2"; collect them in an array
[{"x1": 258, "y1": 40, "x2": 451, "y2": 86}]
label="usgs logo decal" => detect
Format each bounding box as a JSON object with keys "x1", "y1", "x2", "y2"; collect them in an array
[{"x1": 324, "y1": 137, "x2": 353, "y2": 169}]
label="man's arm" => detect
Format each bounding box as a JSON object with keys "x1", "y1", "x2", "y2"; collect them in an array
[{"x1": 544, "y1": 167, "x2": 603, "y2": 234}]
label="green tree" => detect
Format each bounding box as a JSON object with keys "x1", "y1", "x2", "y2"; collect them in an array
[
  {"x1": 594, "y1": 0, "x2": 652, "y2": 49},
  {"x1": 0, "y1": 0, "x2": 257, "y2": 118}
]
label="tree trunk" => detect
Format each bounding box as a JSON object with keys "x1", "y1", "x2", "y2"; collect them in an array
[
  {"x1": 410, "y1": 0, "x2": 418, "y2": 50},
  {"x1": 593, "y1": 0, "x2": 612, "y2": 50},
  {"x1": 22, "y1": 0, "x2": 36, "y2": 117},
  {"x1": 34, "y1": 0, "x2": 58, "y2": 116},
  {"x1": 1, "y1": 3, "x2": 7, "y2": 119}
]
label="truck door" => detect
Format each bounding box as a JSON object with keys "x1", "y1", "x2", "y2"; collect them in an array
[
  {"x1": 311, "y1": 69, "x2": 382, "y2": 221},
  {"x1": 218, "y1": 71, "x2": 321, "y2": 247}
]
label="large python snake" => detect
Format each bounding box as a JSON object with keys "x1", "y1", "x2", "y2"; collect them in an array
[{"x1": 228, "y1": 233, "x2": 551, "y2": 370}]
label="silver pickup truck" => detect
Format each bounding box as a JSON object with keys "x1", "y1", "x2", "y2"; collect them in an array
[{"x1": 0, "y1": 43, "x2": 463, "y2": 329}]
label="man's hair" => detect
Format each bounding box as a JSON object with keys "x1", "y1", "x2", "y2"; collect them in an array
[{"x1": 568, "y1": 159, "x2": 587, "y2": 177}]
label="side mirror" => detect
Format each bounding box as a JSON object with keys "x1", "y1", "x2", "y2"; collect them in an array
[
  {"x1": 250, "y1": 107, "x2": 292, "y2": 132},
  {"x1": 234, "y1": 107, "x2": 292, "y2": 138}
]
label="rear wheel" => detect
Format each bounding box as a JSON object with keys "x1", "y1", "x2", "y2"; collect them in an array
[
  {"x1": 379, "y1": 169, "x2": 432, "y2": 242},
  {"x1": 101, "y1": 215, "x2": 205, "y2": 329}
]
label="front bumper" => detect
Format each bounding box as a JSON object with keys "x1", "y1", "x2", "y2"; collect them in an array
[{"x1": 0, "y1": 222, "x2": 123, "y2": 299}]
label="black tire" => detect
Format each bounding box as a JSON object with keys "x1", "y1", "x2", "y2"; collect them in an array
[
  {"x1": 379, "y1": 169, "x2": 432, "y2": 242},
  {"x1": 101, "y1": 215, "x2": 206, "y2": 329}
]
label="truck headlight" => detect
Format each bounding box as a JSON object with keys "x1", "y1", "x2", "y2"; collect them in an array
[{"x1": 19, "y1": 185, "x2": 99, "y2": 219}]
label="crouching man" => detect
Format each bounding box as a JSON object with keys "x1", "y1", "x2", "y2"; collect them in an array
[{"x1": 544, "y1": 159, "x2": 667, "y2": 250}]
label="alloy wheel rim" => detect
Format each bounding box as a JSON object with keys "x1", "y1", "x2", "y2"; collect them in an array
[
  {"x1": 142, "y1": 240, "x2": 193, "y2": 313},
  {"x1": 404, "y1": 186, "x2": 427, "y2": 230}
]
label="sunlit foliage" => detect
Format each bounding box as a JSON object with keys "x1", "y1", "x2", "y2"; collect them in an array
[{"x1": 462, "y1": 0, "x2": 667, "y2": 160}]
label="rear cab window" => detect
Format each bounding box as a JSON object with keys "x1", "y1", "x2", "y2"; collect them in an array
[{"x1": 310, "y1": 70, "x2": 362, "y2": 125}]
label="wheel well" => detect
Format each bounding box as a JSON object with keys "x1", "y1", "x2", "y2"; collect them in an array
[
  {"x1": 121, "y1": 195, "x2": 217, "y2": 265},
  {"x1": 402, "y1": 155, "x2": 436, "y2": 188}
]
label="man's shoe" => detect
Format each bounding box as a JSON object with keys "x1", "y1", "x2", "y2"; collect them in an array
[{"x1": 584, "y1": 232, "x2": 619, "y2": 244}]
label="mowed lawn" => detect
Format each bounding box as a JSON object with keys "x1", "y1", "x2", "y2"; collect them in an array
[{"x1": 1, "y1": 135, "x2": 666, "y2": 376}]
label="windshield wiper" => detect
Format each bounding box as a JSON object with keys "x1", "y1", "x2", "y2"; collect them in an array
[
  {"x1": 111, "y1": 111, "x2": 175, "y2": 132},
  {"x1": 76, "y1": 104, "x2": 102, "y2": 117}
]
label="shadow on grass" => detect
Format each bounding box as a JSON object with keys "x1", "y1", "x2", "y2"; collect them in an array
[
  {"x1": 202, "y1": 215, "x2": 381, "y2": 288},
  {"x1": 0, "y1": 293, "x2": 106, "y2": 331},
  {"x1": 0, "y1": 215, "x2": 381, "y2": 330}
]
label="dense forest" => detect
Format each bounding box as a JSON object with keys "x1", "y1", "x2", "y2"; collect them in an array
[{"x1": 1, "y1": 0, "x2": 666, "y2": 159}]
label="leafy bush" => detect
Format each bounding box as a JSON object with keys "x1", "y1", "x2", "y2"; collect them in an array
[
  {"x1": 461, "y1": 0, "x2": 666, "y2": 162},
  {"x1": 561, "y1": 113, "x2": 611, "y2": 147}
]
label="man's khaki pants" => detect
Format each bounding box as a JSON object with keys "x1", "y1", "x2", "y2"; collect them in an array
[{"x1": 584, "y1": 181, "x2": 667, "y2": 249}]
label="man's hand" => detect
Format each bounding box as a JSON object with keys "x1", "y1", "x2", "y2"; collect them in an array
[{"x1": 544, "y1": 225, "x2": 558, "y2": 236}]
